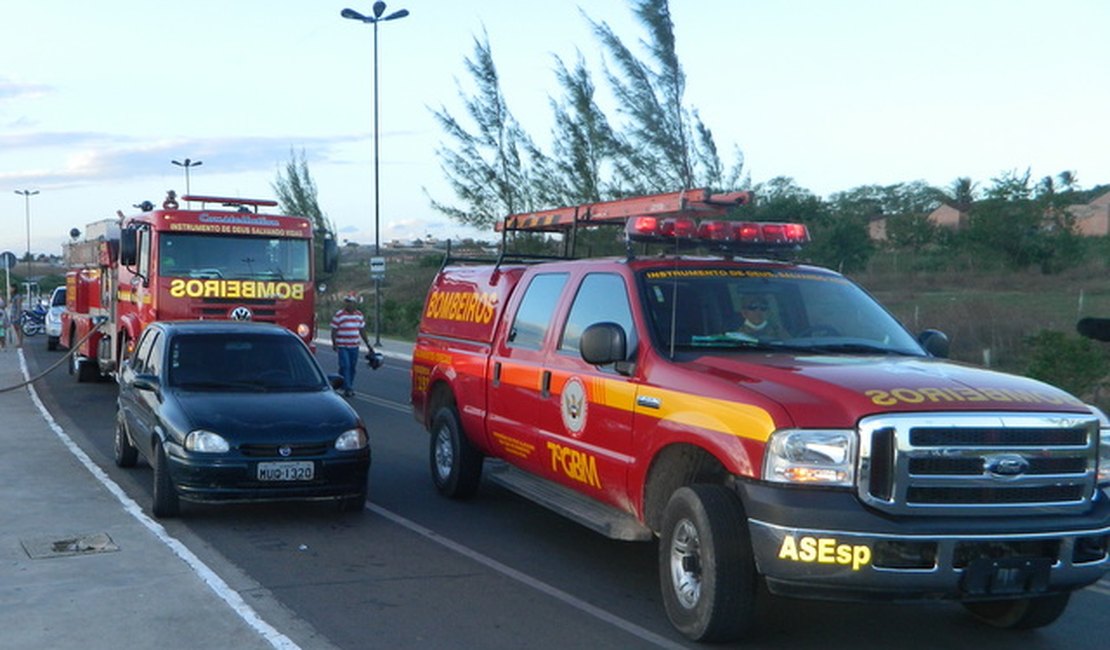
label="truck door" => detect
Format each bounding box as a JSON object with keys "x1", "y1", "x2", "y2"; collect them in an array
[
  {"x1": 542, "y1": 272, "x2": 637, "y2": 508},
  {"x1": 486, "y1": 272, "x2": 568, "y2": 477}
]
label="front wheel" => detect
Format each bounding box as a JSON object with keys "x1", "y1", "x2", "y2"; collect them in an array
[
  {"x1": 151, "y1": 441, "x2": 180, "y2": 518},
  {"x1": 963, "y1": 593, "x2": 1071, "y2": 629},
  {"x1": 659, "y1": 485, "x2": 759, "y2": 643},
  {"x1": 429, "y1": 405, "x2": 483, "y2": 499},
  {"x1": 114, "y1": 413, "x2": 138, "y2": 468}
]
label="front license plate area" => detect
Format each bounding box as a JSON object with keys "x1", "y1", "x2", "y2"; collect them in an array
[
  {"x1": 257, "y1": 461, "x2": 315, "y2": 482},
  {"x1": 961, "y1": 557, "x2": 1051, "y2": 596}
]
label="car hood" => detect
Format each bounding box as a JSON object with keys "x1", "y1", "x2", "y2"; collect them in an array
[
  {"x1": 173, "y1": 390, "x2": 360, "y2": 442},
  {"x1": 680, "y1": 352, "x2": 1090, "y2": 428}
]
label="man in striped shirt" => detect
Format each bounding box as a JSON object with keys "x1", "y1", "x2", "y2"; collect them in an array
[{"x1": 330, "y1": 294, "x2": 374, "y2": 397}]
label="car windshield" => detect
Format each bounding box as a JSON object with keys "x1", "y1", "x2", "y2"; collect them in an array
[
  {"x1": 167, "y1": 333, "x2": 328, "y2": 391},
  {"x1": 640, "y1": 266, "x2": 925, "y2": 356},
  {"x1": 158, "y1": 233, "x2": 310, "y2": 281}
]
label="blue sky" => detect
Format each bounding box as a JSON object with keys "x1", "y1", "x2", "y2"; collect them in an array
[{"x1": 2, "y1": 0, "x2": 1109, "y2": 259}]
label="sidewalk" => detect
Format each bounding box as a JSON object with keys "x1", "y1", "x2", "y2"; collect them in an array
[{"x1": 0, "y1": 347, "x2": 294, "y2": 650}]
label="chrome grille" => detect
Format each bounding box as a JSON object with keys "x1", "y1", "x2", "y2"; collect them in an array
[{"x1": 858, "y1": 413, "x2": 1099, "y2": 516}]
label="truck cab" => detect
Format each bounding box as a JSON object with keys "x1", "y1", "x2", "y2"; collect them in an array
[{"x1": 411, "y1": 189, "x2": 1110, "y2": 643}]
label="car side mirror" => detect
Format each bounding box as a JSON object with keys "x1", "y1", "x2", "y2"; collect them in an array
[
  {"x1": 132, "y1": 373, "x2": 161, "y2": 393},
  {"x1": 1077, "y1": 317, "x2": 1110, "y2": 342},
  {"x1": 918, "y1": 329, "x2": 949, "y2": 358},
  {"x1": 327, "y1": 374, "x2": 345, "y2": 390},
  {"x1": 581, "y1": 322, "x2": 635, "y2": 376}
]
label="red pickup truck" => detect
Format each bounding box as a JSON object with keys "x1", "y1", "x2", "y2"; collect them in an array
[{"x1": 411, "y1": 190, "x2": 1110, "y2": 642}]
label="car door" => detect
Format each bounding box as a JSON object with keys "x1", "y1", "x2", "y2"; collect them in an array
[
  {"x1": 485, "y1": 272, "x2": 569, "y2": 476},
  {"x1": 125, "y1": 327, "x2": 164, "y2": 453},
  {"x1": 542, "y1": 272, "x2": 638, "y2": 506}
]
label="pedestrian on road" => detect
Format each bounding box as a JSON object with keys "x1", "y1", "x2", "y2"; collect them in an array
[{"x1": 330, "y1": 294, "x2": 374, "y2": 397}]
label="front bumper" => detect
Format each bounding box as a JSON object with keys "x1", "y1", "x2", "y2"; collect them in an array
[
  {"x1": 167, "y1": 449, "x2": 371, "y2": 503},
  {"x1": 738, "y1": 482, "x2": 1110, "y2": 602}
]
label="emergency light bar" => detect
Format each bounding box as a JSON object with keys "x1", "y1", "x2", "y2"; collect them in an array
[{"x1": 626, "y1": 216, "x2": 810, "y2": 251}]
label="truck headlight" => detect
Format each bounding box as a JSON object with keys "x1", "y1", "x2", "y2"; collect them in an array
[
  {"x1": 763, "y1": 429, "x2": 857, "y2": 487},
  {"x1": 1092, "y1": 406, "x2": 1110, "y2": 485}
]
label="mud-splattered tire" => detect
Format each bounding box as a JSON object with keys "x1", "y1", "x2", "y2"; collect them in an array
[
  {"x1": 659, "y1": 485, "x2": 758, "y2": 642},
  {"x1": 429, "y1": 405, "x2": 483, "y2": 499}
]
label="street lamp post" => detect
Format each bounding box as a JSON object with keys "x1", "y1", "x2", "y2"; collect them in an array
[
  {"x1": 341, "y1": 1, "x2": 409, "y2": 346},
  {"x1": 171, "y1": 158, "x2": 203, "y2": 206},
  {"x1": 14, "y1": 189, "x2": 39, "y2": 279}
]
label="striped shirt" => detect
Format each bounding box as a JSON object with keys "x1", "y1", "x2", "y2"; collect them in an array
[{"x1": 330, "y1": 309, "x2": 366, "y2": 348}]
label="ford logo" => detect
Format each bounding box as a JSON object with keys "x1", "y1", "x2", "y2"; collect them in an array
[
  {"x1": 279, "y1": 445, "x2": 292, "y2": 458},
  {"x1": 984, "y1": 454, "x2": 1030, "y2": 477}
]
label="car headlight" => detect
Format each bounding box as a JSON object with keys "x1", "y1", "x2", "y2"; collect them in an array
[
  {"x1": 184, "y1": 430, "x2": 230, "y2": 453},
  {"x1": 763, "y1": 429, "x2": 857, "y2": 487},
  {"x1": 335, "y1": 427, "x2": 368, "y2": 451}
]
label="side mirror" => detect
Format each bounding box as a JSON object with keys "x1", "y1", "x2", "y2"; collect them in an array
[
  {"x1": 323, "y1": 237, "x2": 339, "y2": 274},
  {"x1": 918, "y1": 329, "x2": 950, "y2": 358},
  {"x1": 581, "y1": 322, "x2": 627, "y2": 366},
  {"x1": 1077, "y1": 317, "x2": 1110, "y2": 343},
  {"x1": 327, "y1": 374, "x2": 345, "y2": 390},
  {"x1": 132, "y1": 373, "x2": 161, "y2": 392},
  {"x1": 119, "y1": 227, "x2": 138, "y2": 266}
]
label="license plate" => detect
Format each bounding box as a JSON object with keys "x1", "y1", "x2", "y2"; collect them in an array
[
  {"x1": 961, "y1": 557, "x2": 1051, "y2": 596},
  {"x1": 257, "y1": 461, "x2": 315, "y2": 481}
]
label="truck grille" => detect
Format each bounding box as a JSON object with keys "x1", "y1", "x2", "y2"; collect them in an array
[{"x1": 858, "y1": 413, "x2": 1100, "y2": 516}]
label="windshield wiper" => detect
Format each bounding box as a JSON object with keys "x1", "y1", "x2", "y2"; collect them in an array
[
  {"x1": 785, "y1": 342, "x2": 918, "y2": 356},
  {"x1": 176, "y1": 380, "x2": 267, "y2": 392}
]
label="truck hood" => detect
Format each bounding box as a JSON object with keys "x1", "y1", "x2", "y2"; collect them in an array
[{"x1": 684, "y1": 352, "x2": 1089, "y2": 428}]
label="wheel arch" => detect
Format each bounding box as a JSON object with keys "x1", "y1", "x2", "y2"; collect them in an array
[{"x1": 642, "y1": 443, "x2": 732, "y2": 534}]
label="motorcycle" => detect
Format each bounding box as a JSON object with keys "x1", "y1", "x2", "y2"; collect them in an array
[{"x1": 20, "y1": 306, "x2": 46, "y2": 337}]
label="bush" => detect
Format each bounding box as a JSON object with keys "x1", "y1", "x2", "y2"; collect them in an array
[{"x1": 1024, "y1": 329, "x2": 1110, "y2": 398}]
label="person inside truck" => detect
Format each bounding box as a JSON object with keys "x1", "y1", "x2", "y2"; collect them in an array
[{"x1": 730, "y1": 296, "x2": 784, "y2": 340}]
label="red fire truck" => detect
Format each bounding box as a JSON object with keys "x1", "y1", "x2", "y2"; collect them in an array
[
  {"x1": 412, "y1": 189, "x2": 1110, "y2": 642},
  {"x1": 61, "y1": 192, "x2": 321, "y2": 381}
]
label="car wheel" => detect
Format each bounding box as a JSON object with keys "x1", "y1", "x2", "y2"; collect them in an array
[
  {"x1": 47, "y1": 336, "x2": 58, "y2": 351},
  {"x1": 429, "y1": 405, "x2": 483, "y2": 499},
  {"x1": 659, "y1": 485, "x2": 759, "y2": 643},
  {"x1": 963, "y1": 593, "x2": 1071, "y2": 629},
  {"x1": 152, "y1": 441, "x2": 180, "y2": 518},
  {"x1": 114, "y1": 413, "x2": 138, "y2": 468}
]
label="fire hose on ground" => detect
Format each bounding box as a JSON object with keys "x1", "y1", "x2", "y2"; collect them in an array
[{"x1": 0, "y1": 318, "x2": 109, "y2": 394}]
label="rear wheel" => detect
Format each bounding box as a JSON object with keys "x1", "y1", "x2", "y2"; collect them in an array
[
  {"x1": 47, "y1": 336, "x2": 58, "y2": 351},
  {"x1": 963, "y1": 593, "x2": 1071, "y2": 629},
  {"x1": 659, "y1": 485, "x2": 759, "y2": 642},
  {"x1": 151, "y1": 441, "x2": 180, "y2": 518},
  {"x1": 114, "y1": 413, "x2": 138, "y2": 468},
  {"x1": 74, "y1": 354, "x2": 98, "y2": 383},
  {"x1": 429, "y1": 405, "x2": 483, "y2": 499}
]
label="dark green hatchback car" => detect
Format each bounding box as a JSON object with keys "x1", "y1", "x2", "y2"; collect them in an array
[{"x1": 115, "y1": 320, "x2": 371, "y2": 517}]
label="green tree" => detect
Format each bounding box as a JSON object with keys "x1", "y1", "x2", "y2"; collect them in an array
[
  {"x1": 533, "y1": 53, "x2": 619, "y2": 207},
  {"x1": 588, "y1": 0, "x2": 735, "y2": 193},
  {"x1": 428, "y1": 31, "x2": 539, "y2": 230},
  {"x1": 272, "y1": 149, "x2": 335, "y2": 278}
]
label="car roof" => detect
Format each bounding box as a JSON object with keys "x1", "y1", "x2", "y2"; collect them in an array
[{"x1": 149, "y1": 320, "x2": 292, "y2": 337}]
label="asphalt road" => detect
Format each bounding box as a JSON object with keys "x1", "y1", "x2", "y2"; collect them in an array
[{"x1": 19, "y1": 339, "x2": 1110, "y2": 650}]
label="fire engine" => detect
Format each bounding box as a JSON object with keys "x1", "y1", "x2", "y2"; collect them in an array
[
  {"x1": 411, "y1": 189, "x2": 1110, "y2": 642},
  {"x1": 61, "y1": 192, "x2": 323, "y2": 381}
]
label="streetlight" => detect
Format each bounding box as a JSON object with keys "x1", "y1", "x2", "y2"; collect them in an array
[
  {"x1": 171, "y1": 158, "x2": 203, "y2": 206},
  {"x1": 15, "y1": 189, "x2": 39, "y2": 278},
  {"x1": 341, "y1": 1, "x2": 410, "y2": 346}
]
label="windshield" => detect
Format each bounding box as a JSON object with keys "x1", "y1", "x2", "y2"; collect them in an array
[
  {"x1": 640, "y1": 266, "x2": 924, "y2": 356},
  {"x1": 158, "y1": 233, "x2": 310, "y2": 281},
  {"x1": 168, "y1": 333, "x2": 327, "y2": 391}
]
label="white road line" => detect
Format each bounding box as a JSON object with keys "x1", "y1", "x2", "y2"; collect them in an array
[
  {"x1": 18, "y1": 350, "x2": 301, "y2": 650},
  {"x1": 365, "y1": 502, "x2": 688, "y2": 650}
]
